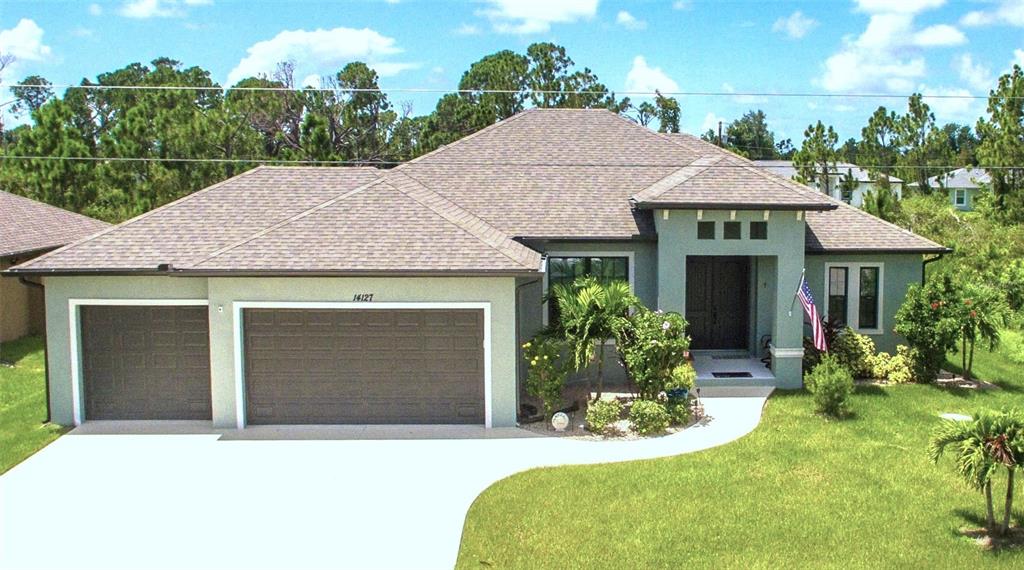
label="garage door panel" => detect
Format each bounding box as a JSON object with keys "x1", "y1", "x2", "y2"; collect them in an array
[
  {"x1": 81, "y1": 305, "x2": 212, "y2": 421},
  {"x1": 244, "y1": 308, "x2": 485, "y2": 424}
]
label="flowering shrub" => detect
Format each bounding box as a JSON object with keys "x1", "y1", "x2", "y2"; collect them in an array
[
  {"x1": 628, "y1": 400, "x2": 671, "y2": 435},
  {"x1": 586, "y1": 399, "x2": 623, "y2": 435},
  {"x1": 522, "y1": 336, "x2": 570, "y2": 420},
  {"x1": 831, "y1": 327, "x2": 876, "y2": 378},
  {"x1": 867, "y1": 346, "x2": 915, "y2": 384},
  {"x1": 611, "y1": 308, "x2": 690, "y2": 400},
  {"x1": 894, "y1": 276, "x2": 962, "y2": 382}
]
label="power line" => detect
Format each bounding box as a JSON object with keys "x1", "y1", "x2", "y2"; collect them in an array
[
  {"x1": 1, "y1": 82, "x2": 1006, "y2": 101},
  {"x1": 0, "y1": 154, "x2": 1017, "y2": 170}
]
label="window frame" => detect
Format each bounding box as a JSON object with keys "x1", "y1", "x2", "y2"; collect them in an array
[
  {"x1": 543, "y1": 251, "x2": 636, "y2": 328},
  {"x1": 953, "y1": 188, "x2": 967, "y2": 206},
  {"x1": 824, "y1": 262, "x2": 885, "y2": 335}
]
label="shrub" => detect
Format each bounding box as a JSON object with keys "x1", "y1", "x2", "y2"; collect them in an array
[
  {"x1": 522, "y1": 336, "x2": 570, "y2": 420},
  {"x1": 804, "y1": 355, "x2": 854, "y2": 417},
  {"x1": 867, "y1": 348, "x2": 914, "y2": 384},
  {"x1": 666, "y1": 363, "x2": 696, "y2": 393},
  {"x1": 629, "y1": 400, "x2": 671, "y2": 435},
  {"x1": 585, "y1": 399, "x2": 623, "y2": 435},
  {"x1": 894, "y1": 276, "x2": 963, "y2": 382},
  {"x1": 831, "y1": 327, "x2": 876, "y2": 378},
  {"x1": 665, "y1": 399, "x2": 691, "y2": 426},
  {"x1": 611, "y1": 308, "x2": 690, "y2": 400}
]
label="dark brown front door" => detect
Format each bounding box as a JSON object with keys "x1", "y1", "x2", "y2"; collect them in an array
[
  {"x1": 686, "y1": 256, "x2": 750, "y2": 350},
  {"x1": 243, "y1": 308, "x2": 485, "y2": 425},
  {"x1": 81, "y1": 305, "x2": 212, "y2": 420}
]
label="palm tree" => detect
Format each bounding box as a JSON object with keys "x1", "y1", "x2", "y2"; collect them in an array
[
  {"x1": 929, "y1": 409, "x2": 1024, "y2": 537},
  {"x1": 550, "y1": 277, "x2": 637, "y2": 400}
]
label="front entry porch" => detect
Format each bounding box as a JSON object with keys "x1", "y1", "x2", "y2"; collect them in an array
[{"x1": 691, "y1": 351, "x2": 776, "y2": 386}]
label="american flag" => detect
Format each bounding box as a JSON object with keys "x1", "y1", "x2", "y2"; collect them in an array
[{"x1": 798, "y1": 275, "x2": 828, "y2": 352}]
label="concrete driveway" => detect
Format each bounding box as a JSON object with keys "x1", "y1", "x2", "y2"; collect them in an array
[{"x1": 0, "y1": 387, "x2": 771, "y2": 570}]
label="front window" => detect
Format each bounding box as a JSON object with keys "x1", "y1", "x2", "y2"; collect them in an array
[
  {"x1": 547, "y1": 256, "x2": 629, "y2": 324},
  {"x1": 954, "y1": 189, "x2": 967, "y2": 206},
  {"x1": 828, "y1": 267, "x2": 848, "y2": 326},
  {"x1": 859, "y1": 267, "x2": 880, "y2": 330}
]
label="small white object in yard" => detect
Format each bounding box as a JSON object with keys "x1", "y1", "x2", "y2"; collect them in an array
[
  {"x1": 940, "y1": 413, "x2": 972, "y2": 422},
  {"x1": 551, "y1": 412, "x2": 569, "y2": 432}
]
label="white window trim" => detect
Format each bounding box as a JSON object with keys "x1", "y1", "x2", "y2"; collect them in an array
[
  {"x1": 67, "y1": 298, "x2": 210, "y2": 426},
  {"x1": 953, "y1": 188, "x2": 967, "y2": 206},
  {"x1": 541, "y1": 251, "x2": 636, "y2": 328},
  {"x1": 823, "y1": 262, "x2": 884, "y2": 335},
  {"x1": 231, "y1": 301, "x2": 493, "y2": 430}
]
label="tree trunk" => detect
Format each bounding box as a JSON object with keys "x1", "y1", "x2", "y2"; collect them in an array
[
  {"x1": 968, "y1": 339, "x2": 976, "y2": 382},
  {"x1": 1002, "y1": 468, "x2": 1015, "y2": 537},
  {"x1": 961, "y1": 333, "x2": 967, "y2": 375},
  {"x1": 986, "y1": 480, "x2": 997, "y2": 534},
  {"x1": 595, "y1": 340, "x2": 605, "y2": 399}
]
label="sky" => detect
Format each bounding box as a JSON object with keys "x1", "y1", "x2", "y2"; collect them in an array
[{"x1": 2, "y1": 0, "x2": 1023, "y2": 142}]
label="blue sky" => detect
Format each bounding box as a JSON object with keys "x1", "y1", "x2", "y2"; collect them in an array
[{"x1": 2, "y1": 0, "x2": 1023, "y2": 141}]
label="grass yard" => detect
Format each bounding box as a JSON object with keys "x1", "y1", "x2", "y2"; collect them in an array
[
  {"x1": 457, "y1": 338, "x2": 1024, "y2": 568},
  {"x1": 1, "y1": 336, "x2": 65, "y2": 474}
]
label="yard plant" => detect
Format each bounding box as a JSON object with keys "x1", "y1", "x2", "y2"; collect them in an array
[
  {"x1": 627, "y1": 400, "x2": 670, "y2": 436},
  {"x1": 584, "y1": 399, "x2": 623, "y2": 436},
  {"x1": 611, "y1": 308, "x2": 690, "y2": 400},
  {"x1": 895, "y1": 275, "x2": 964, "y2": 382},
  {"x1": 803, "y1": 354, "x2": 854, "y2": 418},
  {"x1": 521, "y1": 336, "x2": 570, "y2": 421}
]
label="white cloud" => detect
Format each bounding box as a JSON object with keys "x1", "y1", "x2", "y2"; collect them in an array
[
  {"x1": 88, "y1": 3, "x2": 102, "y2": 15},
  {"x1": 672, "y1": 1, "x2": 691, "y2": 10},
  {"x1": 918, "y1": 85, "x2": 980, "y2": 122},
  {"x1": 477, "y1": 0, "x2": 598, "y2": 34},
  {"x1": 817, "y1": 2, "x2": 967, "y2": 93},
  {"x1": 71, "y1": 27, "x2": 95, "y2": 38},
  {"x1": 701, "y1": 112, "x2": 726, "y2": 133},
  {"x1": 624, "y1": 55, "x2": 679, "y2": 94},
  {"x1": 227, "y1": 26, "x2": 415, "y2": 86},
  {"x1": 954, "y1": 53, "x2": 993, "y2": 92},
  {"x1": 0, "y1": 19, "x2": 53, "y2": 81},
  {"x1": 961, "y1": 0, "x2": 1024, "y2": 27},
  {"x1": 616, "y1": 11, "x2": 646, "y2": 30},
  {"x1": 118, "y1": 0, "x2": 212, "y2": 19},
  {"x1": 772, "y1": 11, "x2": 818, "y2": 39},
  {"x1": 454, "y1": 23, "x2": 482, "y2": 36},
  {"x1": 1014, "y1": 49, "x2": 1024, "y2": 68},
  {"x1": 301, "y1": 74, "x2": 321, "y2": 89}
]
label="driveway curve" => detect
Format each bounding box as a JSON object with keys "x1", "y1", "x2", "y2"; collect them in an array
[{"x1": 0, "y1": 387, "x2": 771, "y2": 570}]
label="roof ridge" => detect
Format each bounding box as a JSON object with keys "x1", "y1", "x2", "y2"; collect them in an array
[
  {"x1": 393, "y1": 108, "x2": 538, "y2": 171},
  {"x1": 0, "y1": 190, "x2": 110, "y2": 225},
  {"x1": 386, "y1": 171, "x2": 541, "y2": 270},
  {"x1": 632, "y1": 156, "x2": 724, "y2": 203},
  {"x1": 189, "y1": 176, "x2": 388, "y2": 268},
  {"x1": 14, "y1": 166, "x2": 267, "y2": 270}
]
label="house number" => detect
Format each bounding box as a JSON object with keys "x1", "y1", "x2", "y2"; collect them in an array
[{"x1": 353, "y1": 293, "x2": 374, "y2": 302}]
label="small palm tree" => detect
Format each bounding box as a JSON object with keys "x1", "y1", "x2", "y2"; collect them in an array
[
  {"x1": 929, "y1": 409, "x2": 1024, "y2": 537},
  {"x1": 550, "y1": 277, "x2": 637, "y2": 400}
]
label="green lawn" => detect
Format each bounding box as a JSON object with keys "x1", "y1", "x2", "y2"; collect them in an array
[
  {"x1": 457, "y1": 339, "x2": 1024, "y2": 568},
  {"x1": 1, "y1": 336, "x2": 66, "y2": 474}
]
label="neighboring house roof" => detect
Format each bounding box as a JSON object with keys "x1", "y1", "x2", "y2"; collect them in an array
[
  {"x1": 8, "y1": 108, "x2": 946, "y2": 275},
  {"x1": 923, "y1": 167, "x2": 990, "y2": 189},
  {"x1": 754, "y1": 160, "x2": 903, "y2": 184},
  {"x1": 0, "y1": 191, "x2": 111, "y2": 258}
]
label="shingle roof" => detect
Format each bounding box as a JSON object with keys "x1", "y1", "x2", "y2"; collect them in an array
[
  {"x1": 0, "y1": 191, "x2": 110, "y2": 258},
  {"x1": 753, "y1": 160, "x2": 903, "y2": 184},
  {"x1": 805, "y1": 201, "x2": 948, "y2": 253},
  {"x1": 924, "y1": 167, "x2": 990, "y2": 189}
]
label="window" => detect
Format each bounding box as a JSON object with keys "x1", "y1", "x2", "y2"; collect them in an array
[
  {"x1": 859, "y1": 267, "x2": 879, "y2": 330},
  {"x1": 826, "y1": 263, "x2": 884, "y2": 333},
  {"x1": 697, "y1": 221, "x2": 715, "y2": 240},
  {"x1": 546, "y1": 255, "x2": 630, "y2": 325},
  {"x1": 954, "y1": 189, "x2": 967, "y2": 206},
  {"x1": 723, "y1": 221, "x2": 741, "y2": 240},
  {"x1": 750, "y1": 221, "x2": 768, "y2": 240},
  {"x1": 828, "y1": 267, "x2": 848, "y2": 326}
]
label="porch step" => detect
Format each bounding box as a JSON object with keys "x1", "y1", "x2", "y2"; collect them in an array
[{"x1": 693, "y1": 385, "x2": 775, "y2": 398}]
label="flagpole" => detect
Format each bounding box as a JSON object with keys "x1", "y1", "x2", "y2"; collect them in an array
[{"x1": 788, "y1": 268, "x2": 806, "y2": 317}]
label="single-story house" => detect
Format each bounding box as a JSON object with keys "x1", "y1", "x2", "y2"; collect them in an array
[
  {"x1": 920, "y1": 167, "x2": 990, "y2": 211},
  {"x1": 754, "y1": 160, "x2": 903, "y2": 208},
  {"x1": 6, "y1": 109, "x2": 947, "y2": 429},
  {"x1": 0, "y1": 191, "x2": 110, "y2": 343}
]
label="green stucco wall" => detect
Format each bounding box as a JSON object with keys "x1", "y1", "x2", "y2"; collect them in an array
[
  {"x1": 949, "y1": 187, "x2": 982, "y2": 211},
  {"x1": 42, "y1": 275, "x2": 518, "y2": 428},
  {"x1": 804, "y1": 253, "x2": 923, "y2": 354}
]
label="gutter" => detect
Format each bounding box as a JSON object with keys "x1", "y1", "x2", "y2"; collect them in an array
[
  {"x1": 632, "y1": 201, "x2": 838, "y2": 211},
  {"x1": 922, "y1": 252, "x2": 947, "y2": 284},
  {"x1": 17, "y1": 276, "x2": 50, "y2": 424}
]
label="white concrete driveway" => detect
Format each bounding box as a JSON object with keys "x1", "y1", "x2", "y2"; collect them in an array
[{"x1": 0, "y1": 387, "x2": 771, "y2": 570}]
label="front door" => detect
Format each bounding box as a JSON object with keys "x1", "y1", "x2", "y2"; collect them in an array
[{"x1": 685, "y1": 256, "x2": 750, "y2": 350}]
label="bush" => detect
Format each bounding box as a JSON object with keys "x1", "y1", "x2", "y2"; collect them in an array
[
  {"x1": 894, "y1": 276, "x2": 963, "y2": 382},
  {"x1": 522, "y1": 336, "x2": 569, "y2": 420},
  {"x1": 831, "y1": 327, "x2": 876, "y2": 378},
  {"x1": 611, "y1": 308, "x2": 690, "y2": 400},
  {"x1": 867, "y1": 347, "x2": 914, "y2": 384},
  {"x1": 666, "y1": 363, "x2": 696, "y2": 393},
  {"x1": 804, "y1": 355, "x2": 854, "y2": 417},
  {"x1": 585, "y1": 399, "x2": 623, "y2": 435},
  {"x1": 629, "y1": 400, "x2": 671, "y2": 435},
  {"x1": 665, "y1": 399, "x2": 691, "y2": 426}
]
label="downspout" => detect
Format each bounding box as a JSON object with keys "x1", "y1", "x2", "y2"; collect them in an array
[
  {"x1": 514, "y1": 256, "x2": 545, "y2": 421},
  {"x1": 18, "y1": 276, "x2": 50, "y2": 424},
  {"x1": 922, "y1": 253, "x2": 945, "y2": 284}
]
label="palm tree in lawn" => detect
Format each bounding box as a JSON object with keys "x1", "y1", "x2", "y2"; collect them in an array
[
  {"x1": 929, "y1": 409, "x2": 1024, "y2": 537},
  {"x1": 550, "y1": 277, "x2": 637, "y2": 400}
]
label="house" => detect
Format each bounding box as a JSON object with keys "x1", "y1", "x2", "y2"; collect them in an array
[
  {"x1": 753, "y1": 160, "x2": 903, "y2": 208},
  {"x1": 922, "y1": 167, "x2": 990, "y2": 211},
  {"x1": 5, "y1": 109, "x2": 947, "y2": 429},
  {"x1": 0, "y1": 191, "x2": 110, "y2": 343}
]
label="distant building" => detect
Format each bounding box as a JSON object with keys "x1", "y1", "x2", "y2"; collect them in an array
[
  {"x1": 920, "y1": 167, "x2": 990, "y2": 211},
  {"x1": 754, "y1": 160, "x2": 903, "y2": 208}
]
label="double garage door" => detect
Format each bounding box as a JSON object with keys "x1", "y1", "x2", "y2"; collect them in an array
[{"x1": 79, "y1": 305, "x2": 485, "y2": 425}]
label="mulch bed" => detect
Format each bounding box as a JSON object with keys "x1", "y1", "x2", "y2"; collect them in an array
[{"x1": 960, "y1": 526, "x2": 1024, "y2": 551}]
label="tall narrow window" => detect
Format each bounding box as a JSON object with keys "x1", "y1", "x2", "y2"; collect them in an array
[
  {"x1": 859, "y1": 267, "x2": 880, "y2": 330},
  {"x1": 828, "y1": 267, "x2": 848, "y2": 326},
  {"x1": 954, "y1": 189, "x2": 967, "y2": 206}
]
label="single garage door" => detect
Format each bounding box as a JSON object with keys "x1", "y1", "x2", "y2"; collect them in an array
[
  {"x1": 243, "y1": 308, "x2": 485, "y2": 425},
  {"x1": 81, "y1": 305, "x2": 212, "y2": 420}
]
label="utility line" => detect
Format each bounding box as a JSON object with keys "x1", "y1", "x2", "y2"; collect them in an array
[
  {"x1": 0, "y1": 154, "x2": 1016, "y2": 169},
  {"x1": 1, "y1": 83, "x2": 1007, "y2": 100}
]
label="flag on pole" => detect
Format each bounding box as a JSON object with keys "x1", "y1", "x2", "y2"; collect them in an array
[{"x1": 797, "y1": 274, "x2": 828, "y2": 352}]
